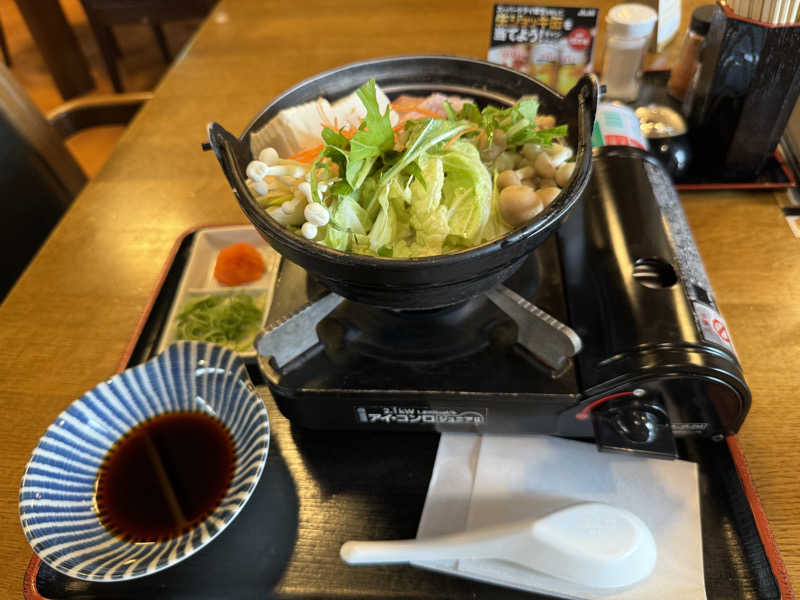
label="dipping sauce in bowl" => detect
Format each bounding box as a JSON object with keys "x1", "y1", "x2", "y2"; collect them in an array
[
  {"x1": 19, "y1": 342, "x2": 269, "y2": 581},
  {"x1": 95, "y1": 412, "x2": 236, "y2": 542}
]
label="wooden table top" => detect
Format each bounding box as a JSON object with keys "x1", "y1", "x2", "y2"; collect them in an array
[{"x1": 1, "y1": 0, "x2": 798, "y2": 596}]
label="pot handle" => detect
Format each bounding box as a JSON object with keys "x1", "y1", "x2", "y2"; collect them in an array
[
  {"x1": 564, "y1": 73, "x2": 599, "y2": 208},
  {"x1": 567, "y1": 73, "x2": 600, "y2": 167},
  {"x1": 568, "y1": 73, "x2": 600, "y2": 127},
  {"x1": 206, "y1": 121, "x2": 266, "y2": 224},
  {"x1": 206, "y1": 121, "x2": 251, "y2": 192}
]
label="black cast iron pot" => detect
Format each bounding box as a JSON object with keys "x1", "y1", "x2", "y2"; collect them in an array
[{"x1": 207, "y1": 55, "x2": 598, "y2": 309}]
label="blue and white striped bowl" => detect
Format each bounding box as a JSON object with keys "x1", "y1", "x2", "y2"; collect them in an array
[{"x1": 19, "y1": 342, "x2": 269, "y2": 582}]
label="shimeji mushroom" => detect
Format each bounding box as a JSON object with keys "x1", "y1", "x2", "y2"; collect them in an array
[
  {"x1": 496, "y1": 170, "x2": 521, "y2": 190},
  {"x1": 498, "y1": 185, "x2": 543, "y2": 226},
  {"x1": 534, "y1": 143, "x2": 572, "y2": 179},
  {"x1": 556, "y1": 162, "x2": 575, "y2": 188}
]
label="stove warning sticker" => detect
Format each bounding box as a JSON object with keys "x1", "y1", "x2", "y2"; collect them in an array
[
  {"x1": 693, "y1": 301, "x2": 738, "y2": 359},
  {"x1": 355, "y1": 406, "x2": 487, "y2": 426}
]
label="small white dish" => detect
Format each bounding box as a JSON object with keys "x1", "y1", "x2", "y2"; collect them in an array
[{"x1": 156, "y1": 225, "x2": 281, "y2": 357}]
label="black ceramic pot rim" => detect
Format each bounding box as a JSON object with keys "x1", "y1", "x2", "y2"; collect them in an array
[{"x1": 211, "y1": 54, "x2": 597, "y2": 272}]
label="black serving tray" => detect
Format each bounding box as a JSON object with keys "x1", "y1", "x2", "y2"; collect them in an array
[{"x1": 24, "y1": 227, "x2": 794, "y2": 600}]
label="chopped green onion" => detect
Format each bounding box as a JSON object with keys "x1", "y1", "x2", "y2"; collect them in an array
[{"x1": 175, "y1": 293, "x2": 264, "y2": 352}]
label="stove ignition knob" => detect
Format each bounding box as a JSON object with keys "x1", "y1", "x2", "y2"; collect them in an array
[{"x1": 612, "y1": 409, "x2": 660, "y2": 444}]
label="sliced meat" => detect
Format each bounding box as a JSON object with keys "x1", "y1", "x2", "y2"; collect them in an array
[
  {"x1": 392, "y1": 93, "x2": 472, "y2": 123},
  {"x1": 251, "y1": 86, "x2": 473, "y2": 158}
]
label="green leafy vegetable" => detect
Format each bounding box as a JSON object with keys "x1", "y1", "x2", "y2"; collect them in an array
[
  {"x1": 175, "y1": 293, "x2": 265, "y2": 352},
  {"x1": 482, "y1": 170, "x2": 510, "y2": 243},
  {"x1": 331, "y1": 195, "x2": 371, "y2": 234},
  {"x1": 455, "y1": 97, "x2": 563, "y2": 149},
  {"x1": 440, "y1": 142, "x2": 491, "y2": 245},
  {"x1": 368, "y1": 184, "x2": 396, "y2": 252},
  {"x1": 257, "y1": 191, "x2": 293, "y2": 208},
  {"x1": 379, "y1": 118, "x2": 469, "y2": 186},
  {"x1": 516, "y1": 98, "x2": 540, "y2": 123},
  {"x1": 410, "y1": 157, "x2": 444, "y2": 217},
  {"x1": 409, "y1": 157, "x2": 448, "y2": 254},
  {"x1": 322, "y1": 225, "x2": 350, "y2": 251},
  {"x1": 349, "y1": 79, "x2": 395, "y2": 162},
  {"x1": 322, "y1": 127, "x2": 349, "y2": 148},
  {"x1": 405, "y1": 161, "x2": 427, "y2": 190},
  {"x1": 291, "y1": 79, "x2": 569, "y2": 257}
]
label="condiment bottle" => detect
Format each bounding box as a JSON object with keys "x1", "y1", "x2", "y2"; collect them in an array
[
  {"x1": 666, "y1": 5, "x2": 714, "y2": 101},
  {"x1": 601, "y1": 3, "x2": 658, "y2": 102}
]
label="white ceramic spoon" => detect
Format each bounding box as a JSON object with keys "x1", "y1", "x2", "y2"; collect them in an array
[{"x1": 340, "y1": 502, "x2": 657, "y2": 589}]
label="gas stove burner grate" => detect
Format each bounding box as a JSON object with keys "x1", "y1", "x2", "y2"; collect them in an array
[{"x1": 256, "y1": 285, "x2": 582, "y2": 373}]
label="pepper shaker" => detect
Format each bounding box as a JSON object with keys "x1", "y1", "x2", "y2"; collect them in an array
[{"x1": 667, "y1": 5, "x2": 714, "y2": 101}]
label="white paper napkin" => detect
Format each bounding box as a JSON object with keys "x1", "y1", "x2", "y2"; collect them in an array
[{"x1": 414, "y1": 434, "x2": 706, "y2": 599}]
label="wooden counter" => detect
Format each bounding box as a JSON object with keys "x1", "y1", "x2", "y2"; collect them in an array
[{"x1": 1, "y1": 0, "x2": 797, "y2": 596}]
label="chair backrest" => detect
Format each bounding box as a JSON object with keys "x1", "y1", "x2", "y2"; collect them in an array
[
  {"x1": 0, "y1": 63, "x2": 86, "y2": 301},
  {"x1": 79, "y1": 0, "x2": 217, "y2": 24}
]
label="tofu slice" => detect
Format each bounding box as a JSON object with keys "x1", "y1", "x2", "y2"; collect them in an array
[
  {"x1": 331, "y1": 85, "x2": 397, "y2": 130},
  {"x1": 249, "y1": 83, "x2": 397, "y2": 159},
  {"x1": 250, "y1": 97, "x2": 336, "y2": 158}
]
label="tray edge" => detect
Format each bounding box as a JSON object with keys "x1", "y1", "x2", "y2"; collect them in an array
[{"x1": 22, "y1": 224, "x2": 797, "y2": 600}]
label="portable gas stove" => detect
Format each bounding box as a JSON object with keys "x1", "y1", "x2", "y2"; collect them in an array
[{"x1": 255, "y1": 147, "x2": 750, "y2": 460}]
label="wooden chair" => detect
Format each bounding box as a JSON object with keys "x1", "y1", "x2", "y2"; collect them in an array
[
  {"x1": 0, "y1": 63, "x2": 151, "y2": 302},
  {"x1": 0, "y1": 11, "x2": 10, "y2": 67},
  {"x1": 79, "y1": 0, "x2": 217, "y2": 92}
]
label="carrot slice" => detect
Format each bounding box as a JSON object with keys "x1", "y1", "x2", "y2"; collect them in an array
[
  {"x1": 288, "y1": 126, "x2": 359, "y2": 162},
  {"x1": 443, "y1": 124, "x2": 479, "y2": 149},
  {"x1": 213, "y1": 242, "x2": 266, "y2": 286},
  {"x1": 289, "y1": 145, "x2": 325, "y2": 163}
]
